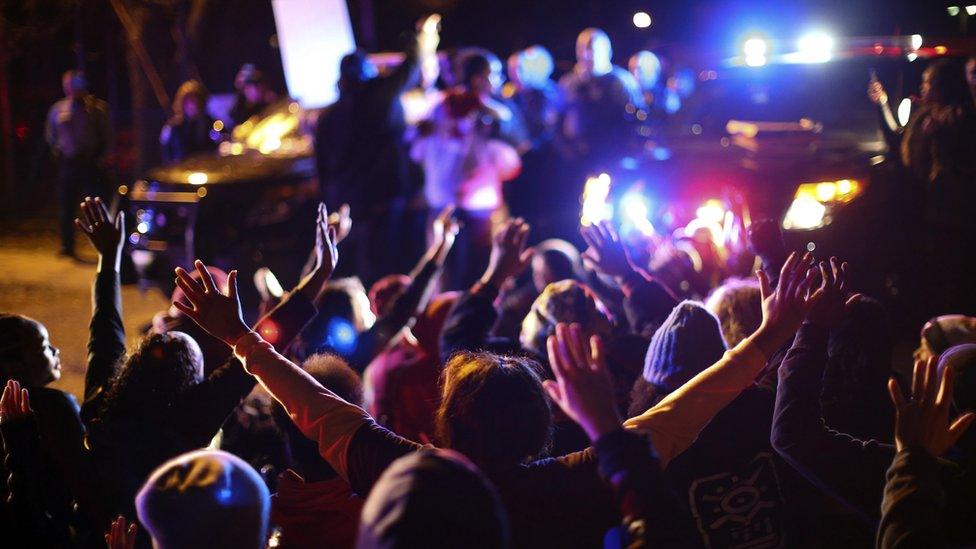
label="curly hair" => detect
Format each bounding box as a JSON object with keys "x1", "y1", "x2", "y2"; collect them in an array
[
  {"x1": 436, "y1": 352, "x2": 552, "y2": 472},
  {"x1": 93, "y1": 332, "x2": 202, "y2": 426},
  {"x1": 704, "y1": 278, "x2": 763, "y2": 348}
]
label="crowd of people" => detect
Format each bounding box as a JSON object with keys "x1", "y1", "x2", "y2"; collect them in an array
[
  {"x1": 17, "y1": 13, "x2": 976, "y2": 549},
  {"x1": 2, "y1": 188, "x2": 976, "y2": 548}
]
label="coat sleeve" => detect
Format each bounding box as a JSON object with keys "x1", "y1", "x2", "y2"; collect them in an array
[
  {"x1": 771, "y1": 322, "x2": 895, "y2": 524},
  {"x1": 877, "y1": 448, "x2": 946, "y2": 549},
  {"x1": 81, "y1": 267, "x2": 126, "y2": 422},
  {"x1": 439, "y1": 283, "x2": 500, "y2": 362},
  {"x1": 623, "y1": 334, "x2": 768, "y2": 467}
]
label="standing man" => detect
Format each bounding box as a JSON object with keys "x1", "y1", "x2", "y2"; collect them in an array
[
  {"x1": 557, "y1": 28, "x2": 644, "y2": 165},
  {"x1": 45, "y1": 70, "x2": 111, "y2": 257},
  {"x1": 315, "y1": 15, "x2": 440, "y2": 286}
]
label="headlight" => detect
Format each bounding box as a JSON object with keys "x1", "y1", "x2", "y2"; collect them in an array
[{"x1": 783, "y1": 178, "x2": 864, "y2": 230}]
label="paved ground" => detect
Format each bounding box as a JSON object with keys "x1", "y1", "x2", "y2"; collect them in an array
[{"x1": 0, "y1": 220, "x2": 169, "y2": 398}]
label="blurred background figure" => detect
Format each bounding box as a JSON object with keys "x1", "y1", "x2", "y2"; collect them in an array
[
  {"x1": 45, "y1": 70, "x2": 112, "y2": 258},
  {"x1": 228, "y1": 64, "x2": 277, "y2": 128},
  {"x1": 557, "y1": 28, "x2": 644, "y2": 167},
  {"x1": 315, "y1": 15, "x2": 440, "y2": 286},
  {"x1": 411, "y1": 49, "x2": 522, "y2": 289},
  {"x1": 503, "y1": 45, "x2": 563, "y2": 231},
  {"x1": 160, "y1": 80, "x2": 217, "y2": 165},
  {"x1": 628, "y1": 50, "x2": 663, "y2": 108}
]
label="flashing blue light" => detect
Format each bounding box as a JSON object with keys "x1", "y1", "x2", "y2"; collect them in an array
[
  {"x1": 664, "y1": 91, "x2": 681, "y2": 114},
  {"x1": 652, "y1": 146, "x2": 672, "y2": 161},
  {"x1": 325, "y1": 318, "x2": 357, "y2": 355},
  {"x1": 621, "y1": 156, "x2": 639, "y2": 170}
]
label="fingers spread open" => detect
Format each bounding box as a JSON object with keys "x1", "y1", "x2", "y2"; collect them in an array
[
  {"x1": 194, "y1": 260, "x2": 217, "y2": 293},
  {"x1": 888, "y1": 378, "x2": 906, "y2": 410},
  {"x1": 175, "y1": 268, "x2": 205, "y2": 301}
]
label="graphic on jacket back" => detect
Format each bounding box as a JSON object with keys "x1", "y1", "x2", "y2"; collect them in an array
[{"x1": 688, "y1": 452, "x2": 785, "y2": 549}]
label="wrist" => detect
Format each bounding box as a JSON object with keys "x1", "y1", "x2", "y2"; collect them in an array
[
  {"x1": 222, "y1": 323, "x2": 251, "y2": 347},
  {"x1": 97, "y1": 251, "x2": 122, "y2": 273},
  {"x1": 582, "y1": 412, "x2": 623, "y2": 442},
  {"x1": 750, "y1": 323, "x2": 791, "y2": 361}
]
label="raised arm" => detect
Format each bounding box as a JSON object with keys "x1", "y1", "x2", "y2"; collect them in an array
[
  {"x1": 878, "y1": 359, "x2": 975, "y2": 548},
  {"x1": 168, "y1": 205, "x2": 337, "y2": 442},
  {"x1": 346, "y1": 206, "x2": 458, "y2": 371},
  {"x1": 581, "y1": 221, "x2": 677, "y2": 335},
  {"x1": 625, "y1": 251, "x2": 818, "y2": 466},
  {"x1": 75, "y1": 197, "x2": 126, "y2": 415},
  {"x1": 771, "y1": 258, "x2": 895, "y2": 522},
  {"x1": 0, "y1": 382, "x2": 72, "y2": 547},
  {"x1": 440, "y1": 218, "x2": 533, "y2": 361},
  {"x1": 544, "y1": 324, "x2": 683, "y2": 548},
  {"x1": 378, "y1": 15, "x2": 440, "y2": 98}
]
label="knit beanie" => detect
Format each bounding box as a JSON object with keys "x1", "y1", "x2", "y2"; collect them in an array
[
  {"x1": 356, "y1": 449, "x2": 509, "y2": 549},
  {"x1": 135, "y1": 449, "x2": 270, "y2": 549},
  {"x1": 643, "y1": 301, "x2": 727, "y2": 393},
  {"x1": 519, "y1": 280, "x2": 612, "y2": 358},
  {"x1": 938, "y1": 343, "x2": 976, "y2": 413}
]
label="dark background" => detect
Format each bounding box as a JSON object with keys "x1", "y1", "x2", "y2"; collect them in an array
[{"x1": 0, "y1": 0, "x2": 969, "y2": 219}]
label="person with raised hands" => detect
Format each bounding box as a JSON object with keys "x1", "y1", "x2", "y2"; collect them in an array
[
  {"x1": 439, "y1": 217, "x2": 535, "y2": 360},
  {"x1": 172, "y1": 242, "x2": 819, "y2": 548},
  {"x1": 0, "y1": 378, "x2": 77, "y2": 547},
  {"x1": 544, "y1": 323, "x2": 684, "y2": 547},
  {"x1": 580, "y1": 220, "x2": 677, "y2": 337},
  {"x1": 78, "y1": 202, "x2": 339, "y2": 536},
  {"x1": 878, "y1": 356, "x2": 976, "y2": 548},
  {"x1": 771, "y1": 257, "x2": 976, "y2": 546},
  {"x1": 289, "y1": 204, "x2": 459, "y2": 371}
]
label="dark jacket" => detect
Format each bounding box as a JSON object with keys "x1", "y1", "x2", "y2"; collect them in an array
[
  {"x1": 315, "y1": 36, "x2": 421, "y2": 212},
  {"x1": 772, "y1": 322, "x2": 976, "y2": 548},
  {"x1": 80, "y1": 266, "x2": 317, "y2": 530},
  {"x1": 877, "y1": 448, "x2": 976, "y2": 548},
  {"x1": 0, "y1": 388, "x2": 91, "y2": 547}
]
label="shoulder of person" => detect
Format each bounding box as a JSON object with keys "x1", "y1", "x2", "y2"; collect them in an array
[
  {"x1": 29, "y1": 386, "x2": 81, "y2": 415},
  {"x1": 87, "y1": 95, "x2": 109, "y2": 112}
]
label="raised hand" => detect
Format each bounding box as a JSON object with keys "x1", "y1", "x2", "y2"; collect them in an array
[
  {"x1": 0, "y1": 380, "x2": 32, "y2": 423},
  {"x1": 327, "y1": 203, "x2": 352, "y2": 244},
  {"x1": 752, "y1": 251, "x2": 818, "y2": 357},
  {"x1": 297, "y1": 203, "x2": 340, "y2": 302},
  {"x1": 173, "y1": 260, "x2": 249, "y2": 346},
  {"x1": 75, "y1": 196, "x2": 124, "y2": 268},
  {"x1": 544, "y1": 323, "x2": 622, "y2": 442},
  {"x1": 806, "y1": 257, "x2": 861, "y2": 329},
  {"x1": 580, "y1": 220, "x2": 635, "y2": 280},
  {"x1": 888, "y1": 357, "x2": 976, "y2": 457},
  {"x1": 417, "y1": 14, "x2": 441, "y2": 54},
  {"x1": 105, "y1": 515, "x2": 138, "y2": 549},
  {"x1": 429, "y1": 205, "x2": 460, "y2": 266},
  {"x1": 480, "y1": 217, "x2": 533, "y2": 288},
  {"x1": 868, "y1": 80, "x2": 888, "y2": 105}
]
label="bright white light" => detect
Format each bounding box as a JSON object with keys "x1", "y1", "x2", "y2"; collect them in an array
[
  {"x1": 187, "y1": 172, "x2": 208, "y2": 185},
  {"x1": 910, "y1": 34, "x2": 923, "y2": 50},
  {"x1": 743, "y1": 37, "x2": 768, "y2": 67},
  {"x1": 967, "y1": 5, "x2": 976, "y2": 15},
  {"x1": 949, "y1": 6, "x2": 961, "y2": 16},
  {"x1": 633, "y1": 11, "x2": 652, "y2": 29},
  {"x1": 796, "y1": 31, "x2": 834, "y2": 63},
  {"x1": 897, "y1": 98, "x2": 912, "y2": 126},
  {"x1": 696, "y1": 199, "x2": 726, "y2": 224},
  {"x1": 783, "y1": 196, "x2": 827, "y2": 230},
  {"x1": 136, "y1": 221, "x2": 150, "y2": 234},
  {"x1": 621, "y1": 193, "x2": 648, "y2": 222},
  {"x1": 271, "y1": 0, "x2": 356, "y2": 108},
  {"x1": 580, "y1": 174, "x2": 613, "y2": 227}
]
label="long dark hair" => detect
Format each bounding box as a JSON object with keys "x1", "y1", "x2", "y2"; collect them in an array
[
  {"x1": 436, "y1": 352, "x2": 552, "y2": 472},
  {"x1": 93, "y1": 333, "x2": 201, "y2": 425}
]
